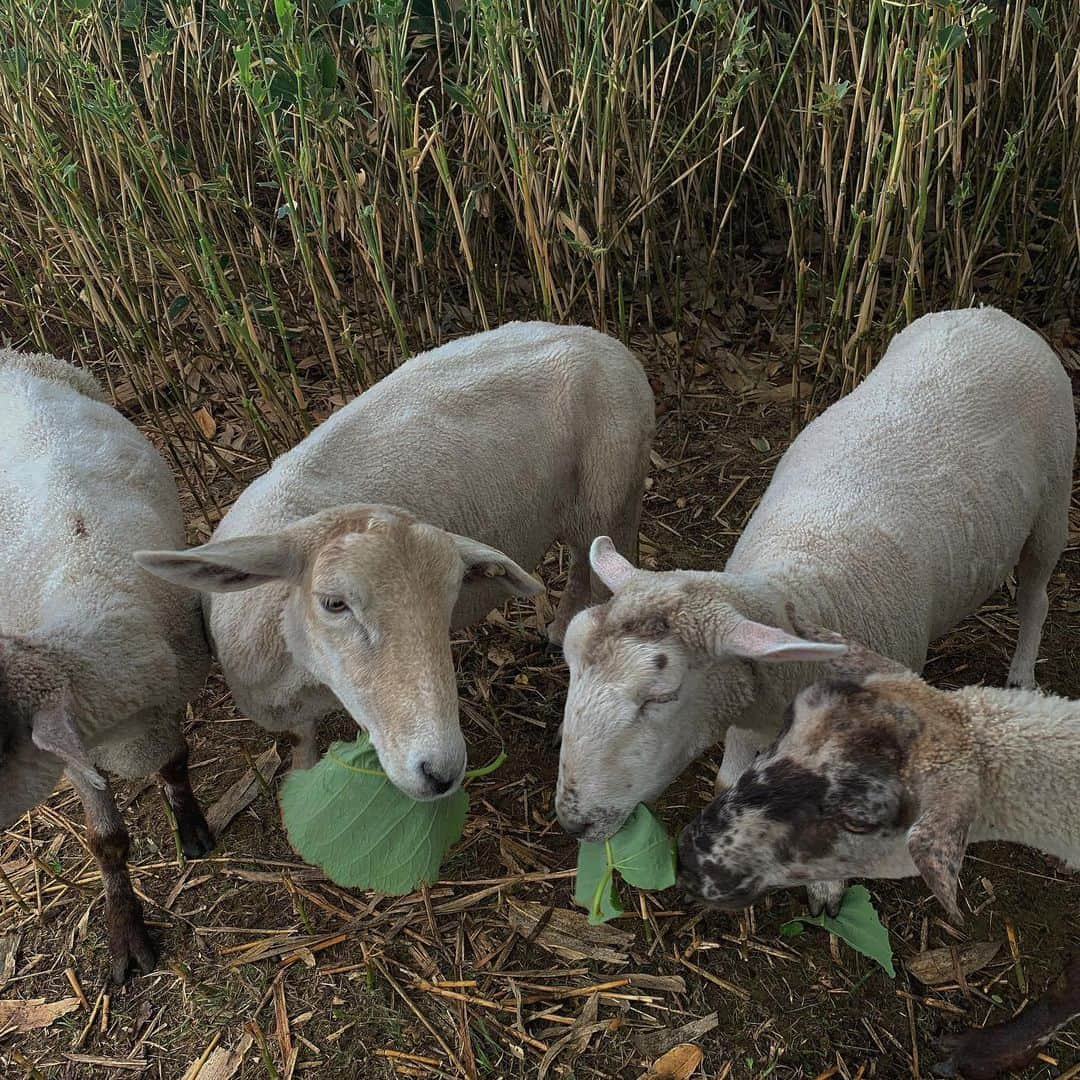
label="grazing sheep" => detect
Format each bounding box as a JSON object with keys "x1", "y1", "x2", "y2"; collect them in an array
[
  {"x1": 137, "y1": 322, "x2": 654, "y2": 801},
  {"x1": 0, "y1": 349, "x2": 212, "y2": 983},
  {"x1": 555, "y1": 307, "x2": 1074, "y2": 906},
  {"x1": 677, "y1": 611, "x2": 1080, "y2": 919},
  {"x1": 678, "y1": 616, "x2": 1080, "y2": 1079}
]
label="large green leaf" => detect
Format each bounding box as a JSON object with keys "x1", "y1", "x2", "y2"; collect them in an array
[
  {"x1": 279, "y1": 734, "x2": 468, "y2": 895},
  {"x1": 574, "y1": 804, "x2": 676, "y2": 925},
  {"x1": 780, "y1": 885, "x2": 896, "y2": 977}
]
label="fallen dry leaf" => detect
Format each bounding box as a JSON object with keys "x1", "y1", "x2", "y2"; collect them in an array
[
  {"x1": 0, "y1": 996, "x2": 80, "y2": 1035},
  {"x1": 0, "y1": 934, "x2": 19, "y2": 990},
  {"x1": 205, "y1": 745, "x2": 281, "y2": 836},
  {"x1": 505, "y1": 899, "x2": 632, "y2": 964},
  {"x1": 637, "y1": 1042, "x2": 704, "y2": 1080},
  {"x1": 907, "y1": 942, "x2": 1002, "y2": 987},
  {"x1": 634, "y1": 1014, "x2": 719, "y2": 1061},
  {"x1": 192, "y1": 406, "x2": 216, "y2": 439}
]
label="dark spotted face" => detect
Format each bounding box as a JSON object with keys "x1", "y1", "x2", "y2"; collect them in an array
[{"x1": 677, "y1": 678, "x2": 923, "y2": 908}]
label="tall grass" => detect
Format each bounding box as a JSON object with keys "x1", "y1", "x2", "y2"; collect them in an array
[{"x1": 0, "y1": 1, "x2": 1076, "y2": 501}]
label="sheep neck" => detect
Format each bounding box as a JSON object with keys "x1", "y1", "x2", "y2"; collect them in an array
[{"x1": 961, "y1": 685, "x2": 1080, "y2": 870}]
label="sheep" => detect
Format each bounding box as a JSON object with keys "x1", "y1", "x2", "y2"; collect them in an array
[
  {"x1": 677, "y1": 611, "x2": 1080, "y2": 918},
  {"x1": 555, "y1": 305, "x2": 1074, "y2": 919},
  {"x1": 677, "y1": 616, "x2": 1080, "y2": 1078},
  {"x1": 136, "y1": 322, "x2": 654, "y2": 801},
  {"x1": 0, "y1": 349, "x2": 213, "y2": 983}
]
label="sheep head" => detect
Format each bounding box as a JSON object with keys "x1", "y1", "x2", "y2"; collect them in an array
[
  {"x1": 554, "y1": 540, "x2": 846, "y2": 842},
  {"x1": 677, "y1": 619, "x2": 980, "y2": 922},
  {"x1": 136, "y1": 504, "x2": 541, "y2": 801}
]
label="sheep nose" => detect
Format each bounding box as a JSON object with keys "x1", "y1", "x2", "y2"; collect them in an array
[
  {"x1": 561, "y1": 818, "x2": 593, "y2": 839},
  {"x1": 419, "y1": 760, "x2": 458, "y2": 796}
]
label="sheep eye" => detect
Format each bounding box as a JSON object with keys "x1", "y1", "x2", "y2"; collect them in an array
[
  {"x1": 840, "y1": 815, "x2": 876, "y2": 835},
  {"x1": 641, "y1": 691, "x2": 679, "y2": 710},
  {"x1": 319, "y1": 596, "x2": 349, "y2": 614}
]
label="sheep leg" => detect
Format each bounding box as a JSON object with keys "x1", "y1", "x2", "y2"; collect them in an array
[
  {"x1": 807, "y1": 879, "x2": 846, "y2": 919},
  {"x1": 69, "y1": 770, "x2": 157, "y2": 984},
  {"x1": 289, "y1": 725, "x2": 320, "y2": 770},
  {"x1": 548, "y1": 549, "x2": 593, "y2": 646},
  {"x1": 159, "y1": 745, "x2": 214, "y2": 859},
  {"x1": 1006, "y1": 512, "x2": 1064, "y2": 690}
]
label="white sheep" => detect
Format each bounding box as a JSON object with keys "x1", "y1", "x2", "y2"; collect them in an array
[
  {"x1": 555, "y1": 307, "x2": 1074, "y2": 915},
  {"x1": 136, "y1": 322, "x2": 654, "y2": 800},
  {"x1": 677, "y1": 617, "x2": 1079, "y2": 916},
  {"x1": 0, "y1": 349, "x2": 212, "y2": 983}
]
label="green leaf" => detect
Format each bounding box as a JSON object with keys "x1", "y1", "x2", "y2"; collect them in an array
[
  {"x1": 279, "y1": 734, "x2": 468, "y2": 895},
  {"x1": 782, "y1": 885, "x2": 896, "y2": 977},
  {"x1": 574, "y1": 804, "x2": 676, "y2": 925}
]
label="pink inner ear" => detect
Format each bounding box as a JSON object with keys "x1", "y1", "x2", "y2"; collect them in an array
[
  {"x1": 589, "y1": 537, "x2": 635, "y2": 592},
  {"x1": 723, "y1": 619, "x2": 848, "y2": 663}
]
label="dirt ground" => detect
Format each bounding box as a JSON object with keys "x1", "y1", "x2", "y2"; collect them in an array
[{"x1": 1, "y1": 323, "x2": 1078, "y2": 1080}]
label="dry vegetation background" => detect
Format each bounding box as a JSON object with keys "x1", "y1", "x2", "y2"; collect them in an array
[{"x1": 0, "y1": 1, "x2": 1078, "y2": 1078}]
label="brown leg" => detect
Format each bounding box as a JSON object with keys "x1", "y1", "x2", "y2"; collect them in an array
[
  {"x1": 68, "y1": 770, "x2": 157, "y2": 985},
  {"x1": 159, "y1": 745, "x2": 214, "y2": 859}
]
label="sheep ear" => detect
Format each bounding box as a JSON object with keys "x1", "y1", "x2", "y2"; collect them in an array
[
  {"x1": 589, "y1": 536, "x2": 636, "y2": 592},
  {"x1": 31, "y1": 695, "x2": 105, "y2": 791},
  {"x1": 715, "y1": 618, "x2": 848, "y2": 664},
  {"x1": 134, "y1": 534, "x2": 302, "y2": 593},
  {"x1": 783, "y1": 603, "x2": 910, "y2": 678},
  {"x1": 715, "y1": 726, "x2": 761, "y2": 795},
  {"x1": 453, "y1": 535, "x2": 544, "y2": 598},
  {"x1": 906, "y1": 774, "x2": 978, "y2": 923}
]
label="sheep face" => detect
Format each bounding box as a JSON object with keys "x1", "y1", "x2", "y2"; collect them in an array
[
  {"x1": 677, "y1": 635, "x2": 980, "y2": 922},
  {"x1": 556, "y1": 591, "x2": 719, "y2": 842},
  {"x1": 555, "y1": 540, "x2": 847, "y2": 843},
  {"x1": 136, "y1": 506, "x2": 541, "y2": 801}
]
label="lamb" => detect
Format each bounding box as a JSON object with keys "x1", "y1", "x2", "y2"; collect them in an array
[
  {"x1": 677, "y1": 617, "x2": 1080, "y2": 1078},
  {"x1": 0, "y1": 349, "x2": 213, "y2": 983},
  {"x1": 136, "y1": 322, "x2": 654, "y2": 801},
  {"x1": 555, "y1": 306, "x2": 1074, "y2": 918}
]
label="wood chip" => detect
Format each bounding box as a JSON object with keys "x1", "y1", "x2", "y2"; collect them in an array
[
  {"x1": 506, "y1": 900, "x2": 633, "y2": 964},
  {"x1": 907, "y1": 942, "x2": 1003, "y2": 987},
  {"x1": 0, "y1": 996, "x2": 81, "y2": 1034},
  {"x1": 205, "y1": 746, "x2": 281, "y2": 836},
  {"x1": 63, "y1": 1054, "x2": 147, "y2": 1070},
  {"x1": 637, "y1": 1043, "x2": 704, "y2": 1080},
  {"x1": 182, "y1": 1034, "x2": 253, "y2": 1080},
  {"x1": 634, "y1": 1014, "x2": 719, "y2": 1061},
  {"x1": 0, "y1": 934, "x2": 19, "y2": 990}
]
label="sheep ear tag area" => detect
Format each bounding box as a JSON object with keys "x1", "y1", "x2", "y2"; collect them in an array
[
  {"x1": 574, "y1": 804, "x2": 677, "y2": 925},
  {"x1": 280, "y1": 734, "x2": 486, "y2": 895}
]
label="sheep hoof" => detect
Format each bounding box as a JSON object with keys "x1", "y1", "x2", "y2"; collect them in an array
[
  {"x1": 108, "y1": 905, "x2": 158, "y2": 985},
  {"x1": 550, "y1": 721, "x2": 564, "y2": 749},
  {"x1": 1006, "y1": 676, "x2": 1037, "y2": 691},
  {"x1": 177, "y1": 806, "x2": 215, "y2": 860}
]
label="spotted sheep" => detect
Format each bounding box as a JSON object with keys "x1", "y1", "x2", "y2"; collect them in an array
[
  {"x1": 678, "y1": 609, "x2": 1080, "y2": 918},
  {"x1": 554, "y1": 306, "x2": 1074, "y2": 915},
  {"x1": 679, "y1": 613, "x2": 1080, "y2": 1079},
  {"x1": 0, "y1": 349, "x2": 213, "y2": 983},
  {"x1": 137, "y1": 322, "x2": 654, "y2": 801}
]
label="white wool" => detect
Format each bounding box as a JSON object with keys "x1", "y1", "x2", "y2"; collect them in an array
[
  {"x1": 176, "y1": 322, "x2": 654, "y2": 788},
  {"x1": 0, "y1": 349, "x2": 208, "y2": 819},
  {"x1": 557, "y1": 307, "x2": 1075, "y2": 841}
]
